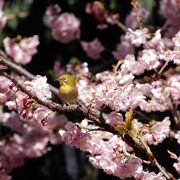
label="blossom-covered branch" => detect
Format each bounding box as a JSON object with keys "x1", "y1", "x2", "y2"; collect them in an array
[
  {"x1": 0, "y1": 50, "x2": 59, "y2": 98},
  {"x1": 0, "y1": 50, "x2": 176, "y2": 179}
]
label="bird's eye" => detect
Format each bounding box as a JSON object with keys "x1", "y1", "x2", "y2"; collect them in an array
[{"x1": 64, "y1": 77, "x2": 68, "y2": 82}]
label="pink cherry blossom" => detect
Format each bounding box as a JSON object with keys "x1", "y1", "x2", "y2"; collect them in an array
[
  {"x1": 0, "y1": 174, "x2": 11, "y2": 180},
  {"x1": 146, "y1": 29, "x2": 162, "y2": 48},
  {"x1": 89, "y1": 154, "x2": 143, "y2": 179},
  {"x1": 173, "y1": 157, "x2": 180, "y2": 174},
  {"x1": 172, "y1": 31, "x2": 180, "y2": 64},
  {"x1": 138, "y1": 49, "x2": 160, "y2": 70},
  {"x1": 125, "y1": 8, "x2": 149, "y2": 30},
  {"x1": 78, "y1": 72, "x2": 145, "y2": 112},
  {"x1": 59, "y1": 120, "x2": 144, "y2": 179},
  {"x1": 112, "y1": 35, "x2": 134, "y2": 60},
  {"x1": 145, "y1": 29, "x2": 179, "y2": 64},
  {"x1": 172, "y1": 31, "x2": 180, "y2": 47},
  {"x1": 105, "y1": 112, "x2": 124, "y2": 127},
  {"x1": 136, "y1": 117, "x2": 171, "y2": 145},
  {"x1": 46, "y1": 5, "x2": 80, "y2": 43},
  {"x1": 24, "y1": 75, "x2": 51, "y2": 101},
  {"x1": 125, "y1": 28, "x2": 150, "y2": 47},
  {"x1": 1, "y1": 111, "x2": 26, "y2": 134},
  {"x1": 0, "y1": 100, "x2": 69, "y2": 176},
  {"x1": 77, "y1": 77, "x2": 95, "y2": 107},
  {"x1": 0, "y1": 76, "x2": 13, "y2": 103},
  {"x1": 59, "y1": 121, "x2": 92, "y2": 150},
  {"x1": 52, "y1": 13, "x2": 80, "y2": 43},
  {"x1": 121, "y1": 54, "x2": 147, "y2": 75},
  {"x1": 3, "y1": 35, "x2": 39, "y2": 65},
  {"x1": 160, "y1": 0, "x2": 180, "y2": 37},
  {"x1": 81, "y1": 38, "x2": 105, "y2": 60},
  {"x1": 159, "y1": 49, "x2": 175, "y2": 62},
  {"x1": 45, "y1": 4, "x2": 61, "y2": 27},
  {"x1": 135, "y1": 171, "x2": 166, "y2": 180},
  {"x1": 0, "y1": 140, "x2": 25, "y2": 174},
  {"x1": 121, "y1": 49, "x2": 159, "y2": 75},
  {"x1": 0, "y1": 75, "x2": 52, "y2": 120},
  {"x1": 16, "y1": 76, "x2": 51, "y2": 120},
  {"x1": 166, "y1": 74, "x2": 180, "y2": 103},
  {"x1": 136, "y1": 81, "x2": 171, "y2": 112},
  {"x1": 32, "y1": 106, "x2": 53, "y2": 124},
  {"x1": 13, "y1": 90, "x2": 34, "y2": 118},
  {"x1": 175, "y1": 131, "x2": 180, "y2": 144},
  {"x1": 77, "y1": 58, "x2": 179, "y2": 114}
]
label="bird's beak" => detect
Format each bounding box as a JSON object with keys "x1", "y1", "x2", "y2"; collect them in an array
[{"x1": 59, "y1": 78, "x2": 65, "y2": 87}]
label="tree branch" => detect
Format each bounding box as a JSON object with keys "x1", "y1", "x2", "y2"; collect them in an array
[{"x1": 0, "y1": 50, "x2": 59, "y2": 98}]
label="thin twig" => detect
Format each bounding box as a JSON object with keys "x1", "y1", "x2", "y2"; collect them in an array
[
  {"x1": 139, "y1": 137, "x2": 175, "y2": 180},
  {"x1": 131, "y1": 0, "x2": 143, "y2": 29},
  {"x1": 158, "y1": 61, "x2": 169, "y2": 75},
  {"x1": 6, "y1": 11, "x2": 29, "y2": 20},
  {"x1": 134, "y1": 110, "x2": 152, "y2": 121},
  {"x1": 117, "y1": 21, "x2": 128, "y2": 32}
]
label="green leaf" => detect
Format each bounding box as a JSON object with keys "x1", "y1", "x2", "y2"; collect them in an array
[{"x1": 130, "y1": 125, "x2": 137, "y2": 139}]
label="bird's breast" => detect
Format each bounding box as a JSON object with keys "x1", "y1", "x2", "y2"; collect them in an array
[{"x1": 59, "y1": 85, "x2": 78, "y2": 103}]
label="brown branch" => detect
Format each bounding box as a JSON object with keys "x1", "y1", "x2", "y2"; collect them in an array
[
  {"x1": 0, "y1": 71, "x2": 77, "y2": 112},
  {"x1": 0, "y1": 70, "x2": 100, "y2": 123},
  {"x1": 0, "y1": 50, "x2": 59, "y2": 98},
  {"x1": 117, "y1": 21, "x2": 128, "y2": 32},
  {"x1": 168, "y1": 96, "x2": 180, "y2": 129},
  {"x1": 0, "y1": 50, "x2": 176, "y2": 179},
  {"x1": 153, "y1": 158, "x2": 174, "y2": 180},
  {"x1": 138, "y1": 136, "x2": 175, "y2": 180}
]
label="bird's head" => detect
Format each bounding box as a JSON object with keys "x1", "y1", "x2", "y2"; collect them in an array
[{"x1": 58, "y1": 74, "x2": 76, "y2": 87}]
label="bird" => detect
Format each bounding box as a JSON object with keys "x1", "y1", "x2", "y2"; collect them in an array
[{"x1": 58, "y1": 74, "x2": 78, "y2": 103}]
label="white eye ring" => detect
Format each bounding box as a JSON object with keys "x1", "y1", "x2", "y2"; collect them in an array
[{"x1": 64, "y1": 77, "x2": 67, "y2": 82}]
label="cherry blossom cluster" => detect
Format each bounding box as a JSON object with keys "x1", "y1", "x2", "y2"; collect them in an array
[
  {"x1": 45, "y1": 4, "x2": 106, "y2": 60},
  {"x1": 49, "y1": 27, "x2": 179, "y2": 180},
  {"x1": 0, "y1": 75, "x2": 68, "y2": 179},
  {"x1": 62, "y1": 29, "x2": 179, "y2": 179},
  {"x1": 59, "y1": 120, "x2": 166, "y2": 179},
  {"x1": 160, "y1": 0, "x2": 180, "y2": 37},
  {"x1": 125, "y1": 7, "x2": 149, "y2": 30},
  {"x1": 77, "y1": 31, "x2": 180, "y2": 113},
  {"x1": 3, "y1": 35, "x2": 39, "y2": 65},
  {"x1": 174, "y1": 156, "x2": 180, "y2": 175},
  {"x1": 81, "y1": 38, "x2": 105, "y2": 60},
  {"x1": 1, "y1": 58, "x2": 176, "y2": 179},
  {"x1": 45, "y1": 4, "x2": 80, "y2": 43}
]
